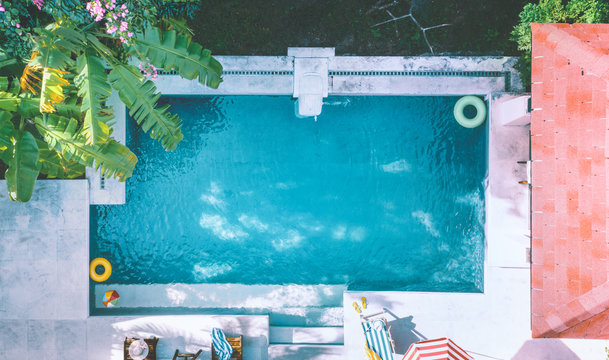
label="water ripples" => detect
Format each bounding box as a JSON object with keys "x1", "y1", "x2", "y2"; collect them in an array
[{"x1": 92, "y1": 95, "x2": 487, "y2": 291}]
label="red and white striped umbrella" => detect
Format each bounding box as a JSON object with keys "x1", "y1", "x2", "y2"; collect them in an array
[{"x1": 402, "y1": 338, "x2": 473, "y2": 360}]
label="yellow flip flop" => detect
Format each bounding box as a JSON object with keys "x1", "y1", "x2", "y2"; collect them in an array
[
  {"x1": 352, "y1": 301, "x2": 362, "y2": 313},
  {"x1": 361, "y1": 296, "x2": 367, "y2": 309}
]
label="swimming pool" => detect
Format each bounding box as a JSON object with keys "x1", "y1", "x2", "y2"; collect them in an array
[{"x1": 91, "y1": 95, "x2": 486, "y2": 292}]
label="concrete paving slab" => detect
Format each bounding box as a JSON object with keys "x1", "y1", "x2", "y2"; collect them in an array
[
  {"x1": 0, "y1": 320, "x2": 27, "y2": 358},
  {"x1": 0, "y1": 180, "x2": 89, "y2": 322},
  {"x1": 55, "y1": 320, "x2": 89, "y2": 359}
]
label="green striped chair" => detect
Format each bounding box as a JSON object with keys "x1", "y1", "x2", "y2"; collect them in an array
[{"x1": 361, "y1": 312, "x2": 395, "y2": 360}]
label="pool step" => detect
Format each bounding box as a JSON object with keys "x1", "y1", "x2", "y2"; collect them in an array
[
  {"x1": 268, "y1": 325, "x2": 345, "y2": 359},
  {"x1": 268, "y1": 344, "x2": 344, "y2": 360},
  {"x1": 94, "y1": 284, "x2": 345, "y2": 309},
  {"x1": 269, "y1": 326, "x2": 344, "y2": 345},
  {"x1": 92, "y1": 305, "x2": 345, "y2": 326},
  {"x1": 269, "y1": 306, "x2": 344, "y2": 327}
]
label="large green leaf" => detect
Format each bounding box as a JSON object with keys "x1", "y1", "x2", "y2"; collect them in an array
[
  {"x1": 30, "y1": 26, "x2": 83, "y2": 70},
  {"x1": 19, "y1": 97, "x2": 80, "y2": 118},
  {"x1": 0, "y1": 77, "x2": 8, "y2": 92},
  {"x1": 85, "y1": 33, "x2": 114, "y2": 59},
  {"x1": 0, "y1": 50, "x2": 24, "y2": 78},
  {"x1": 0, "y1": 55, "x2": 16, "y2": 70},
  {"x1": 109, "y1": 64, "x2": 183, "y2": 151},
  {"x1": 161, "y1": 17, "x2": 194, "y2": 36},
  {"x1": 0, "y1": 91, "x2": 20, "y2": 111},
  {"x1": 5, "y1": 130, "x2": 40, "y2": 202},
  {"x1": 0, "y1": 112, "x2": 14, "y2": 164},
  {"x1": 75, "y1": 50, "x2": 113, "y2": 145},
  {"x1": 36, "y1": 139, "x2": 85, "y2": 178},
  {"x1": 0, "y1": 75, "x2": 20, "y2": 95},
  {"x1": 39, "y1": 67, "x2": 70, "y2": 113},
  {"x1": 35, "y1": 114, "x2": 137, "y2": 180},
  {"x1": 132, "y1": 27, "x2": 223, "y2": 88},
  {"x1": 28, "y1": 26, "x2": 83, "y2": 112}
]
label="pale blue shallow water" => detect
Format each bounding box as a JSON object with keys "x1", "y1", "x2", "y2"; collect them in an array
[{"x1": 91, "y1": 96, "x2": 487, "y2": 291}]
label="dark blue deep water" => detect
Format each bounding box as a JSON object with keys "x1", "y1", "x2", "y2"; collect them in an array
[{"x1": 91, "y1": 96, "x2": 487, "y2": 291}]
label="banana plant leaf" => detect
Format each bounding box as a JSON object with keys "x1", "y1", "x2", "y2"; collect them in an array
[
  {"x1": 1, "y1": 75, "x2": 21, "y2": 95},
  {"x1": 35, "y1": 114, "x2": 137, "y2": 180},
  {"x1": 0, "y1": 77, "x2": 7, "y2": 92},
  {"x1": 30, "y1": 27, "x2": 82, "y2": 71},
  {"x1": 0, "y1": 91, "x2": 20, "y2": 111},
  {"x1": 0, "y1": 56, "x2": 16, "y2": 70},
  {"x1": 162, "y1": 17, "x2": 194, "y2": 36},
  {"x1": 0, "y1": 112, "x2": 14, "y2": 164},
  {"x1": 37, "y1": 138, "x2": 85, "y2": 178},
  {"x1": 20, "y1": 54, "x2": 42, "y2": 95},
  {"x1": 85, "y1": 33, "x2": 114, "y2": 58},
  {"x1": 19, "y1": 98, "x2": 80, "y2": 118},
  {"x1": 0, "y1": 50, "x2": 18, "y2": 75},
  {"x1": 39, "y1": 67, "x2": 70, "y2": 113},
  {"x1": 109, "y1": 64, "x2": 183, "y2": 151},
  {"x1": 5, "y1": 130, "x2": 40, "y2": 202},
  {"x1": 132, "y1": 27, "x2": 222, "y2": 88},
  {"x1": 75, "y1": 50, "x2": 113, "y2": 145},
  {"x1": 28, "y1": 26, "x2": 82, "y2": 113}
]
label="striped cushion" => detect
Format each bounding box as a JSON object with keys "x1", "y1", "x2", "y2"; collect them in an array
[
  {"x1": 362, "y1": 320, "x2": 393, "y2": 360},
  {"x1": 211, "y1": 328, "x2": 233, "y2": 360}
]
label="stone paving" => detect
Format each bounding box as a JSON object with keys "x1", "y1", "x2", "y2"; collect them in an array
[{"x1": 0, "y1": 180, "x2": 89, "y2": 359}]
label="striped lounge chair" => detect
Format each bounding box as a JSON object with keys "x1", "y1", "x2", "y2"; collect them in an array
[{"x1": 361, "y1": 311, "x2": 395, "y2": 360}]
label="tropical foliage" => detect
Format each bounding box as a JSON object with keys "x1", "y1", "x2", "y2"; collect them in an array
[
  {"x1": 0, "y1": 0, "x2": 200, "y2": 61},
  {"x1": 0, "y1": 0, "x2": 222, "y2": 202},
  {"x1": 511, "y1": 0, "x2": 609, "y2": 86}
]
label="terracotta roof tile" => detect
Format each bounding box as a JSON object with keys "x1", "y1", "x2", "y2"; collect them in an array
[
  {"x1": 531, "y1": 23, "x2": 609, "y2": 339},
  {"x1": 589, "y1": 55, "x2": 609, "y2": 77}
]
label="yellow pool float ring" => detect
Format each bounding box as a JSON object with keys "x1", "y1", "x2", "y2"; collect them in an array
[
  {"x1": 454, "y1": 95, "x2": 487, "y2": 128},
  {"x1": 90, "y1": 258, "x2": 112, "y2": 282}
]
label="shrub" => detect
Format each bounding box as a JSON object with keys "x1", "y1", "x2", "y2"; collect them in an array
[
  {"x1": 511, "y1": 0, "x2": 609, "y2": 87},
  {"x1": 0, "y1": 0, "x2": 222, "y2": 202}
]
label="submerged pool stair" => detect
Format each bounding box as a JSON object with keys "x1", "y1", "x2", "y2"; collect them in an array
[
  {"x1": 268, "y1": 326, "x2": 344, "y2": 359},
  {"x1": 266, "y1": 298, "x2": 345, "y2": 359},
  {"x1": 264, "y1": 303, "x2": 346, "y2": 359}
]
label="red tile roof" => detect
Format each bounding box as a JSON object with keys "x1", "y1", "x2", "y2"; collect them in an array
[{"x1": 531, "y1": 22, "x2": 609, "y2": 339}]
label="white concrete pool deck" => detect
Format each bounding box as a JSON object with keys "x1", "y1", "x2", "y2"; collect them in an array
[{"x1": 2, "y1": 53, "x2": 609, "y2": 359}]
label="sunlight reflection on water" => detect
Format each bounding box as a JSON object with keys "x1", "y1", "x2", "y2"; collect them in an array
[{"x1": 91, "y1": 95, "x2": 487, "y2": 292}]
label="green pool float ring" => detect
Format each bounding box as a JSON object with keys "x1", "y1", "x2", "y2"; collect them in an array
[{"x1": 453, "y1": 95, "x2": 487, "y2": 128}]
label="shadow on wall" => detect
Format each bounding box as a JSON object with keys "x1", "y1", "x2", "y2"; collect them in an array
[{"x1": 512, "y1": 339, "x2": 580, "y2": 360}]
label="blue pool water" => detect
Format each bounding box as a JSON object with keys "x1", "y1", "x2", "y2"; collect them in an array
[{"x1": 91, "y1": 96, "x2": 487, "y2": 292}]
